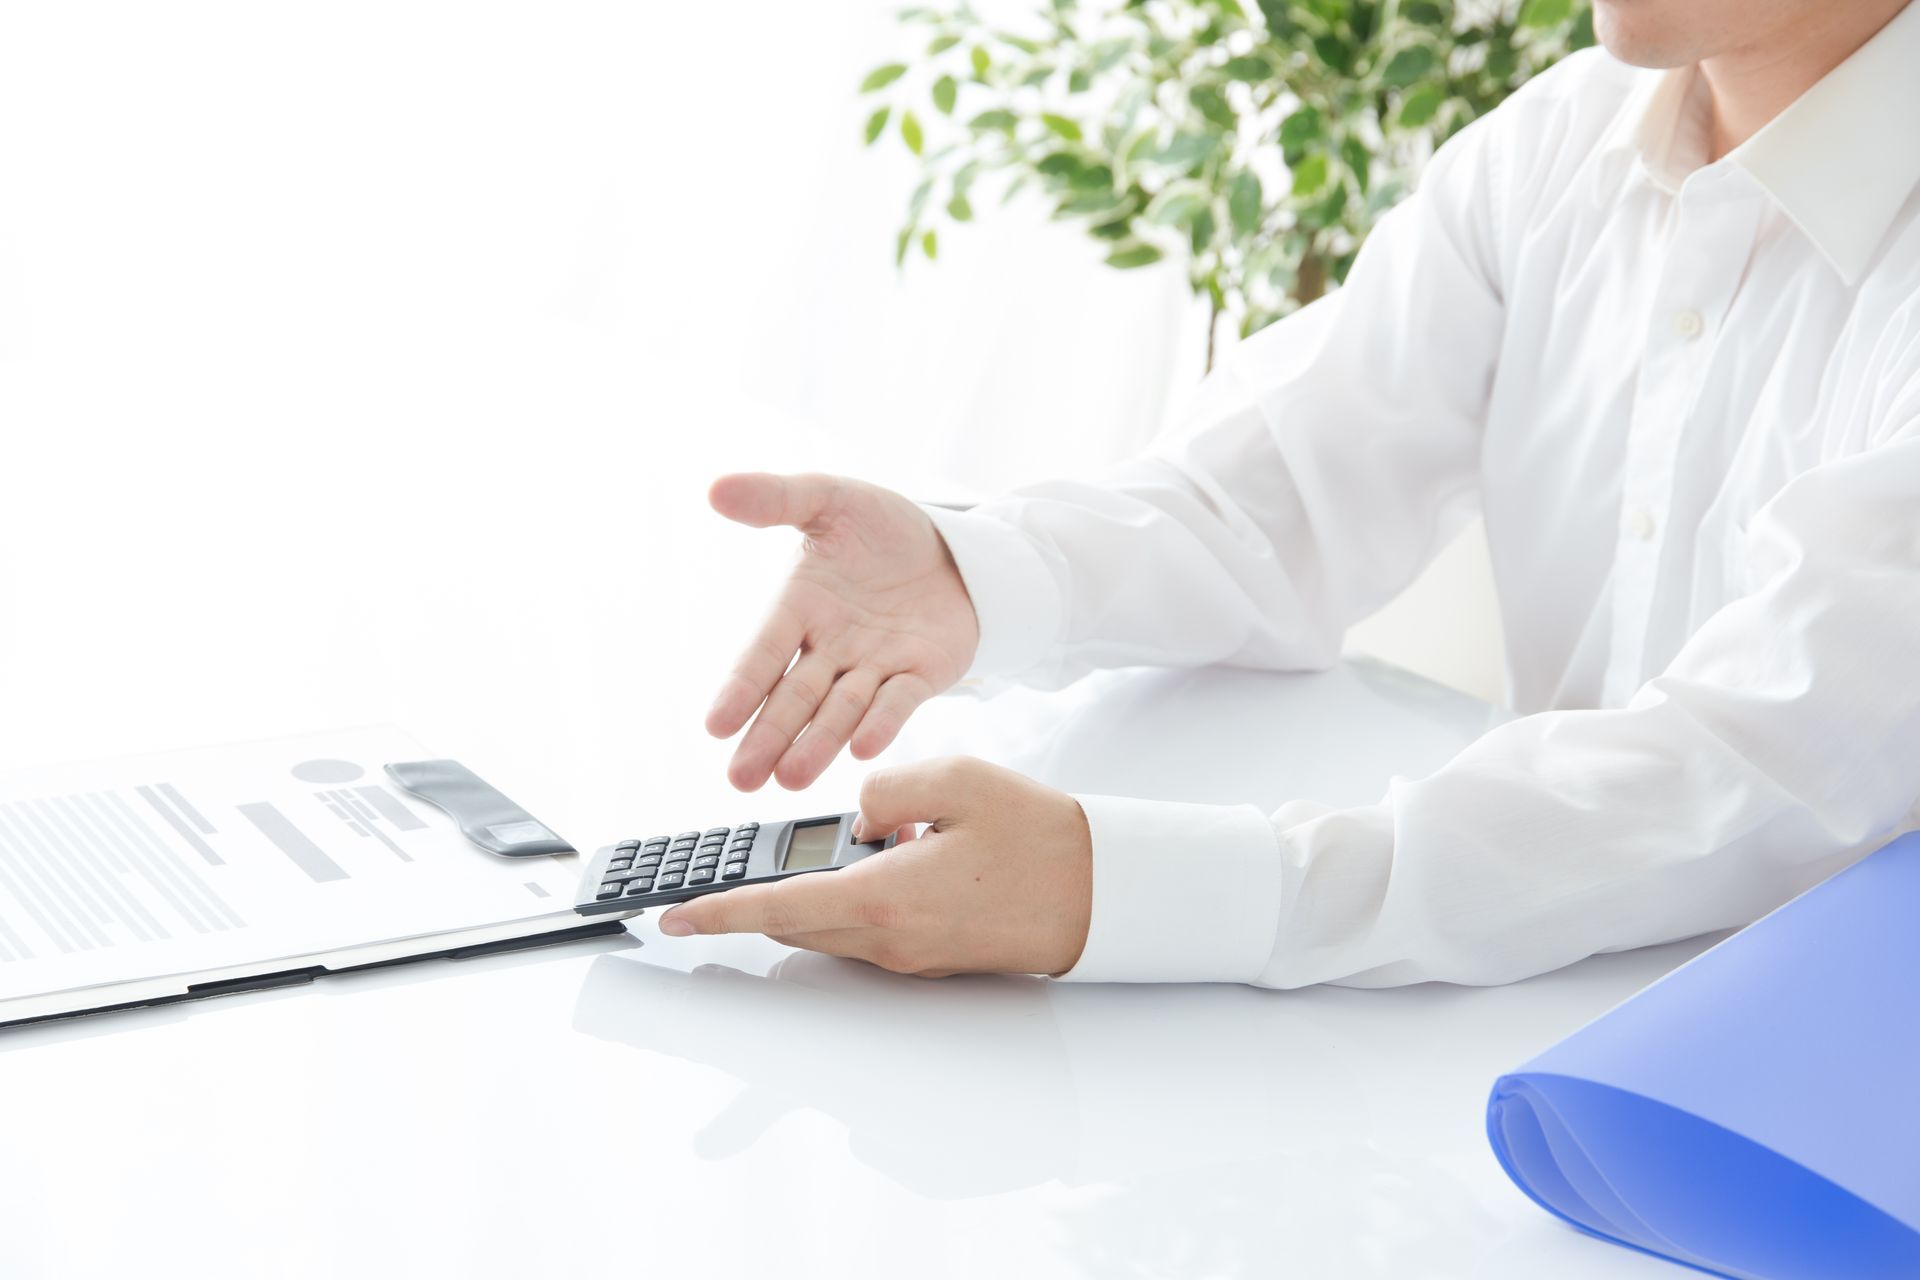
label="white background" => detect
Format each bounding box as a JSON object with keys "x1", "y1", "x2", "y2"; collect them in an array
[{"x1": 0, "y1": 0, "x2": 1506, "y2": 791}]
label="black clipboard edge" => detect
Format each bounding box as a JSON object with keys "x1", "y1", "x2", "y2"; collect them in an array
[{"x1": 0, "y1": 918, "x2": 627, "y2": 1031}]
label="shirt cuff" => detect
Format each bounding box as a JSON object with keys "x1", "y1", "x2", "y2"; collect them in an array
[
  {"x1": 921, "y1": 503, "x2": 1064, "y2": 684},
  {"x1": 1056, "y1": 795, "x2": 1283, "y2": 984}
]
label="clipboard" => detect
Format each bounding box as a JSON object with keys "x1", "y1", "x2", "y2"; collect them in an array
[{"x1": 0, "y1": 727, "x2": 636, "y2": 1028}]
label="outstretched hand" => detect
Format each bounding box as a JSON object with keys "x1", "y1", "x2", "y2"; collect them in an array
[{"x1": 705, "y1": 473, "x2": 980, "y2": 791}]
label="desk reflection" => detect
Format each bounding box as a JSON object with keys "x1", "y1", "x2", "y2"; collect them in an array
[{"x1": 573, "y1": 950, "x2": 1526, "y2": 1276}]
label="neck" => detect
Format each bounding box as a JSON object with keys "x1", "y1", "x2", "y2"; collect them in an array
[{"x1": 1699, "y1": 0, "x2": 1910, "y2": 159}]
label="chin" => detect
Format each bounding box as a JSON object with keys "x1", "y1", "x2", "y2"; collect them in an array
[{"x1": 1592, "y1": 1, "x2": 1705, "y2": 68}]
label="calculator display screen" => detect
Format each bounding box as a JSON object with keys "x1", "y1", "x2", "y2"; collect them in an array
[{"x1": 782, "y1": 820, "x2": 839, "y2": 872}]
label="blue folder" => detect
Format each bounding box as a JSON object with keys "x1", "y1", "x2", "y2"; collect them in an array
[{"x1": 1486, "y1": 831, "x2": 1920, "y2": 1279}]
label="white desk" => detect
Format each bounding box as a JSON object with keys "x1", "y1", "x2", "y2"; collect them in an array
[{"x1": 0, "y1": 650, "x2": 1698, "y2": 1278}]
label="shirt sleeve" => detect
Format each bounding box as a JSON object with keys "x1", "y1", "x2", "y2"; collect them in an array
[
  {"x1": 1053, "y1": 426, "x2": 1920, "y2": 986},
  {"x1": 924, "y1": 96, "x2": 1516, "y2": 692}
]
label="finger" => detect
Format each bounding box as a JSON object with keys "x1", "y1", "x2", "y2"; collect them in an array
[
  {"x1": 854, "y1": 756, "x2": 978, "y2": 837},
  {"x1": 706, "y1": 607, "x2": 806, "y2": 739},
  {"x1": 775, "y1": 667, "x2": 882, "y2": 789},
  {"x1": 708, "y1": 472, "x2": 840, "y2": 533},
  {"x1": 659, "y1": 873, "x2": 860, "y2": 938},
  {"x1": 847, "y1": 672, "x2": 937, "y2": 760},
  {"x1": 729, "y1": 651, "x2": 838, "y2": 791}
]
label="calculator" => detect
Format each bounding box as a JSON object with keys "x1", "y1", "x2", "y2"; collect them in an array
[{"x1": 571, "y1": 812, "x2": 896, "y2": 915}]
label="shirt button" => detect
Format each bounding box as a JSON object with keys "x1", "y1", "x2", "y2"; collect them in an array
[
  {"x1": 1672, "y1": 309, "x2": 1704, "y2": 340},
  {"x1": 1626, "y1": 506, "x2": 1657, "y2": 541}
]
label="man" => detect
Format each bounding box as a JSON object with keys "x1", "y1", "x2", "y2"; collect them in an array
[{"x1": 659, "y1": 0, "x2": 1920, "y2": 987}]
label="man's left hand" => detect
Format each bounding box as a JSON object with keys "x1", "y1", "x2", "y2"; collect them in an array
[{"x1": 657, "y1": 758, "x2": 1093, "y2": 978}]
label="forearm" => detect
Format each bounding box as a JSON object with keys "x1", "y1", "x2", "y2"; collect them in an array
[{"x1": 1060, "y1": 436, "x2": 1920, "y2": 987}]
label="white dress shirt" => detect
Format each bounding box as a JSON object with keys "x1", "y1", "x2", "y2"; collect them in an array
[{"x1": 924, "y1": 2, "x2": 1920, "y2": 987}]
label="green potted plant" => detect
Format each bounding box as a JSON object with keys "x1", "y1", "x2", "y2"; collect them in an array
[{"x1": 863, "y1": 0, "x2": 1592, "y2": 369}]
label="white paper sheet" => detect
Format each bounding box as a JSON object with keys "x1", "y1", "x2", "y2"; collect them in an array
[{"x1": 0, "y1": 727, "x2": 592, "y2": 1022}]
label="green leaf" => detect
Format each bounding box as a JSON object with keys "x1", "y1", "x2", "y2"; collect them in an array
[
  {"x1": 861, "y1": 63, "x2": 908, "y2": 93},
  {"x1": 1154, "y1": 132, "x2": 1217, "y2": 170},
  {"x1": 1055, "y1": 189, "x2": 1121, "y2": 216},
  {"x1": 932, "y1": 75, "x2": 958, "y2": 114},
  {"x1": 1068, "y1": 68, "x2": 1091, "y2": 93},
  {"x1": 1278, "y1": 106, "x2": 1323, "y2": 159},
  {"x1": 1229, "y1": 170, "x2": 1262, "y2": 234},
  {"x1": 863, "y1": 106, "x2": 890, "y2": 146},
  {"x1": 1517, "y1": 0, "x2": 1573, "y2": 27},
  {"x1": 1397, "y1": 80, "x2": 1447, "y2": 127},
  {"x1": 1067, "y1": 162, "x2": 1114, "y2": 191},
  {"x1": 1105, "y1": 243, "x2": 1164, "y2": 269},
  {"x1": 900, "y1": 110, "x2": 924, "y2": 155},
  {"x1": 970, "y1": 46, "x2": 990, "y2": 77},
  {"x1": 927, "y1": 33, "x2": 961, "y2": 55},
  {"x1": 1040, "y1": 113, "x2": 1083, "y2": 141},
  {"x1": 947, "y1": 192, "x2": 973, "y2": 222},
  {"x1": 895, "y1": 226, "x2": 914, "y2": 267},
  {"x1": 1340, "y1": 134, "x2": 1371, "y2": 192},
  {"x1": 1222, "y1": 55, "x2": 1271, "y2": 82},
  {"x1": 1189, "y1": 206, "x2": 1217, "y2": 254},
  {"x1": 1091, "y1": 38, "x2": 1131, "y2": 72},
  {"x1": 968, "y1": 109, "x2": 1018, "y2": 131},
  {"x1": 1404, "y1": 0, "x2": 1448, "y2": 25},
  {"x1": 1379, "y1": 44, "x2": 1437, "y2": 88},
  {"x1": 1089, "y1": 217, "x2": 1133, "y2": 240},
  {"x1": 1255, "y1": 0, "x2": 1294, "y2": 37},
  {"x1": 1313, "y1": 32, "x2": 1353, "y2": 74},
  {"x1": 1190, "y1": 84, "x2": 1236, "y2": 130},
  {"x1": 1036, "y1": 151, "x2": 1083, "y2": 178},
  {"x1": 1290, "y1": 152, "x2": 1330, "y2": 196},
  {"x1": 1147, "y1": 187, "x2": 1210, "y2": 227},
  {"x1": 922, "y1": 229, "x2": 938, "y2": 260}
]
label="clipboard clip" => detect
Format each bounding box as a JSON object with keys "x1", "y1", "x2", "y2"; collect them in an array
[{"x1": 384, "y1": 759, "x2": 576, "y2": 857}]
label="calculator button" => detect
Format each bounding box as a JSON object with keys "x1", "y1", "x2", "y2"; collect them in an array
[
  {"x1": 594, "y1": 883, "x2": 623, "y2": 899},
  {"x1": 693, "y1": 858, "x2": 720, "y2": 872},
  {"x1": 626, "y1": 882, "x2": 652, "y2": 896},
  {"x1": 688, "y1": 870, "x2": 715, "y2": 886},
  {"x1": 608, "y1": 858, "x2": 633, "y2": 870},
  {"x1": 727, "y1": 839, "x2": 754, "y2": 853},
  {"x1": 664, "y1": 856, "x2": 690, "y2": 869},
  {"x1": 657, "y1": 874, "x2": 684, "y2": 889},
  {"x1": 737, "y1": 822, "x2": 759, "y2": 831},
  {"x1": 704, "y1": 827, "x2": 729, "y2": 837},
  {"x1": 637, "y1": 854, "x2": 663, "y2": 867},
  {"x1": 721, "y1": 863, "x2": 747, "y2": 880},
  {"x1": 616, "y1": 840, "x2": 641, "y2": 851}
]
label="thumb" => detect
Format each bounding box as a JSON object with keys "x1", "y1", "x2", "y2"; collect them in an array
[
  {"x1": 854, "y1": 757, "x2": 981, "y2": 840},
  {"x1": 709, "y1": 472, "x2": 840, "y2": 533}
]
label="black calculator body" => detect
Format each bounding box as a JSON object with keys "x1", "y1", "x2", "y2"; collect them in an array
[{"x1": 572, "y1": 812, "x2": 895, "y2": 915}]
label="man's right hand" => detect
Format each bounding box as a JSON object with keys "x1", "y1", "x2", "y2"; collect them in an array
[{"x1": 704, "y1": 472, "x2": 980, "y2": 792}]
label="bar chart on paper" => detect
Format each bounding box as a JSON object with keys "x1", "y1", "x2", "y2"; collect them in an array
[{"x1": 0, "y1": 727, "x2": 587, "y2": 1024}]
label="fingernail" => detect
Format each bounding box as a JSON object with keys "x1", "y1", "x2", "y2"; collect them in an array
[
  {"x1": 850, "y1": 818, "x2": 866, "y2": 841},
  {"x1": 659, "y1": 914, "x2": 695, "y2": 937}
]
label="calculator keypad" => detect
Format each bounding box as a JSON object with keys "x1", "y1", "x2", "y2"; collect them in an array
[{"x1": 594, "y1": 825, "x2": 759, "y2": 902}]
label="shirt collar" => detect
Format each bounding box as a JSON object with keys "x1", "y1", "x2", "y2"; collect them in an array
[{"x1": 1598, "y1": 0, "x2": 1920, "y2": 286}]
